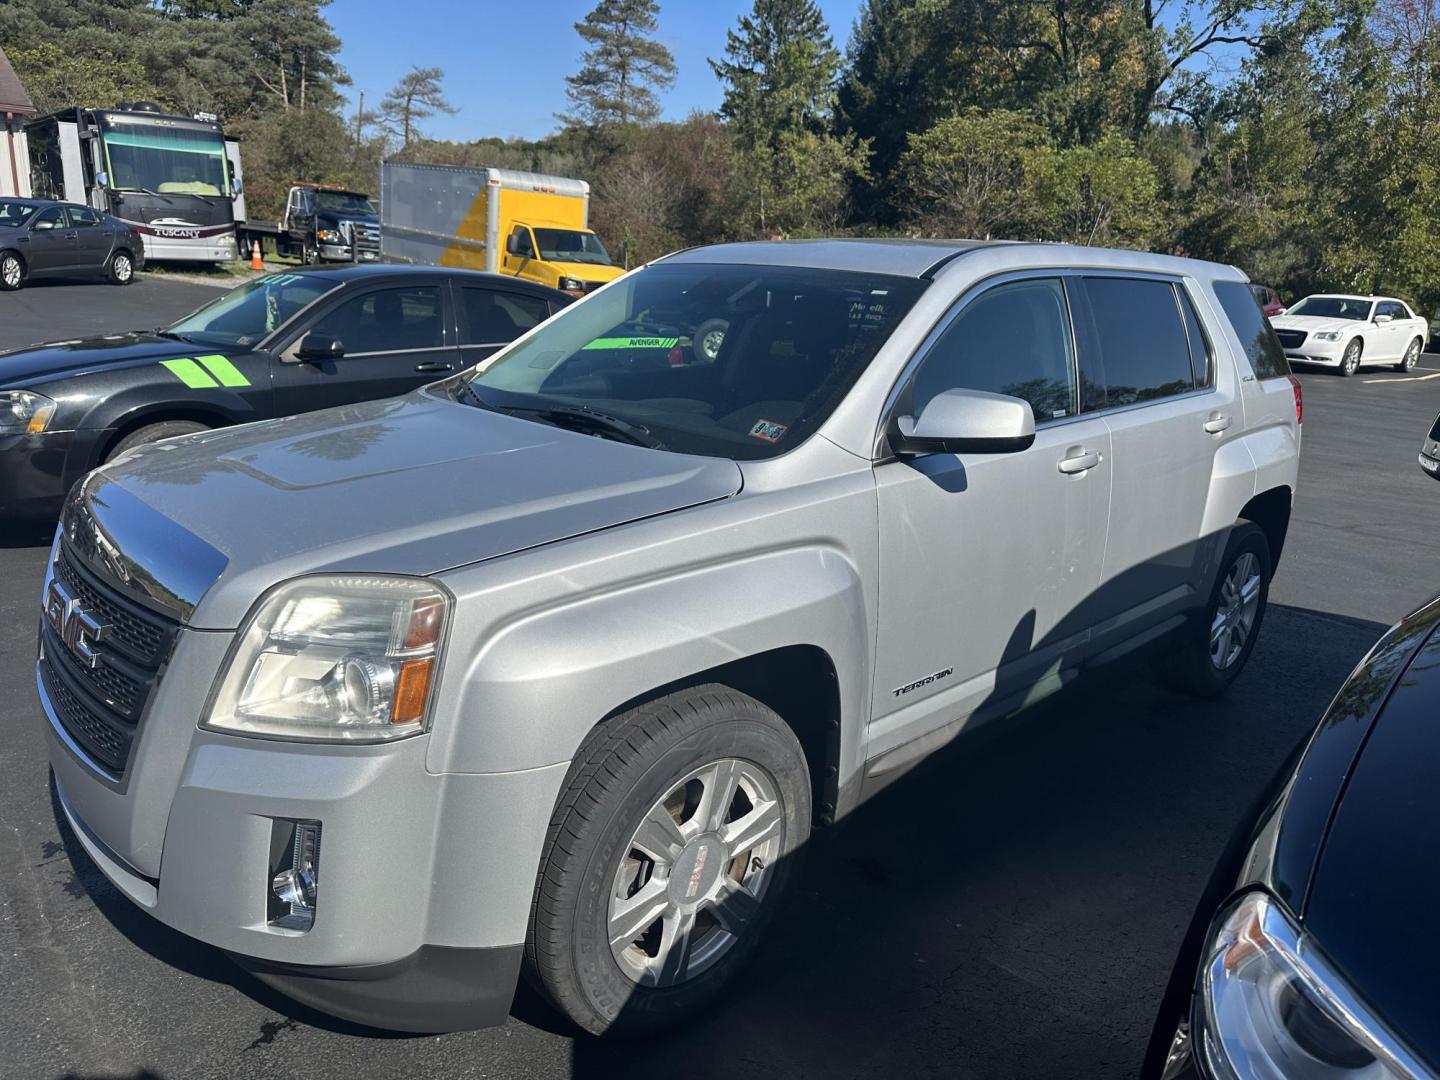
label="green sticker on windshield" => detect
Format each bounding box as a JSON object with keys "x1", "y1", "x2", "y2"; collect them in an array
[{"x1": 582, "y1": 336, "x2": 679, "y2": 351}]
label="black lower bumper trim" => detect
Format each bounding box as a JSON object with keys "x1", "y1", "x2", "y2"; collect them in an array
[{"x1": 230, "y1": 943, "x2": 523, "y2": 1033}]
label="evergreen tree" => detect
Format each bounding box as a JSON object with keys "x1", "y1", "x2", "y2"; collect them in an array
[
  {"x1": 563, "y1": 0, "x2": 676, "y2": 129},
  {"x1": 710, "y1": 0, "x2": 869, "y2": 233},
  {"x1": 381, "y1": 66, "x2": 456, "y2": 150}
]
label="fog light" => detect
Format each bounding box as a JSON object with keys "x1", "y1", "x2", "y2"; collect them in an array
[{"x1": 269, "y1": 820, "x2": 321, "y2": 930}]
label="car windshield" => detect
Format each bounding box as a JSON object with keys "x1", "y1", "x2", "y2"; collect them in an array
[
  {"x1": 166, "y1": 272, "x2": 338, "y2": 347},
  {"x1": 464, "y1": 263, "x2": 927, "y2": 460},
  {"x1": 534, "y1": 228, "x2": 612, "y2": 266},
  {"x1": 102, "y1": 124, "x2": 229, "y2": 196},
  {"x1": 316, "y1": 191, "x2": 375, "y2": 214},
  {"x1": 1287, "y1": 296, "x2": 1372, "y2": 320},
  {"x1": 0, "y1": 200, "x2": 35, "y2": 227}
]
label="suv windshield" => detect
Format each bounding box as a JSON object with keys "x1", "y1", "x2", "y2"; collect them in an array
[
  {"x1": 316, "y1": 191, "x2": 375, "y2": 214},
  {"x1": 464, "y1": 263, "x2": 926, "y2": 460},
  {"x1": 534, "y1": 228, "x2": 612, "y2": 266},
  {"x1": 0, "y1": 200, "x2": 35, "y2": 227},
  {"x1": 166, "y1": 272, "x2": 338, "y2": 347},
  {"x1": 1288, "y1": 296, "x2": 1372, "y2": 320}
]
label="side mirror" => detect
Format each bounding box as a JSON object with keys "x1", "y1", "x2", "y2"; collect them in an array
[
  {"x1": 296, "y1": 333, "x2": 344, "y2": 363},
  {"x1": 32, "y1": 218, "x2": 55, "y2": 231},
  {"x1": 891, "y1": 388, "x2": 1036, "y2": 456},
  {"x1": 1375, "y1": 314, "x2": 1393, "y2": 325},
  {"x1": 96, "y1": 171, "x2": 110, "y2": 189},
  {"x1": 231, "y1": 178, "x2": 243, "y2": 196},
  {"x1": 505, "y1": 234, "x2": 521, "y2": 256}
]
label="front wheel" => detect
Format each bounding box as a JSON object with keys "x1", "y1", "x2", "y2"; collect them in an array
[
  {"x1": 1397, "y1": 337, "x2": 1423, "y2": 372},
  {"x1": 527, "y1": 685, "x2": 811, "y2": 1035},
  {"x1": 105, "y1": 420, "x2": 209, "y2": 462},
  {"x1": 1163, "y1": 522, "x2": 1272, "y2": 698},
  {"x1": 0, "y1": 251, "x2": 23, "y2": 290},
  {"x1": 108, "y1": 250, "x2": 135, "y2": 285},
  {"x1": 1339, "y1": 339, "x2": 1362, "y2": 376}
]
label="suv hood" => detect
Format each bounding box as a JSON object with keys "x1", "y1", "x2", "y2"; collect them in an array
[
  {"x1": 1269, "y1": 315, "x2": 1365, "y2": 335},
  {"x1": 1301, "y1": 614, "x2": 1440, "y2": 1069},
  {"x1": 0, "y1": 331, "x2": 206, "y2": 385},
  {"x1": 81, "y1": 391, "x2": 742, "y2": 628}
]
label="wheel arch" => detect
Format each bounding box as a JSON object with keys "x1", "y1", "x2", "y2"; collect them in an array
[
  {"x1": 1239, "y1": 485, "x2": 1293, "y2": 568},
  {"x1": 0, "y1": 246, "x2": 26, "y2": 272},
  {"x1": 96, "y1": 402, "x2": 236, "y2": 464}
]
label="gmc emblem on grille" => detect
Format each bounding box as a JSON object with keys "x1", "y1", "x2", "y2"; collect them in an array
[{"x1": 45, "y1": 580, "x2": 108, "y2": 670}]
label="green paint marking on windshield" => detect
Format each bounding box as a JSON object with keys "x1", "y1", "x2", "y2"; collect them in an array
[
  {"x1": 581, "y1": 336, "x2": 679, "y2": 351},
  {"x1": 160, "y1": 357, "x2": 219, "y2": 389},
  {"x1": 194, "y1": 354, "x2": 250, "y2": 387}
]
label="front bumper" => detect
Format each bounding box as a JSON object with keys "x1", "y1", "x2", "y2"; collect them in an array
[
  {"x1": 1282, "y1": 339, "x2": 1346, "y2": 365},
  {"x1": 41, "y1": 616, "x2": 570, "y2": 1031},
  {"x1": 0, "y1": 428, "x2": 106, "y2": 521}
]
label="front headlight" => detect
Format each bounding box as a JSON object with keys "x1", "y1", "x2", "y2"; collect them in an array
[
  {"x1": 559, "y1": 276, "x2": 585, "y2": 292},
  {"x1": 203, "y1": 575, "x2": 450, "y2": 742},
  {"x1": 316, "y1": 228, "x2": 343, "y2": 243},
  {"x1": 1313, "y1": 331, "x2": 1344, "y2": 342},
  {"x1": 0, "y1": 390, "x2": 57, "y2": 435},
  {"x1": 1197, "y1": 892, "x2": 1429, "y2": 1079}
]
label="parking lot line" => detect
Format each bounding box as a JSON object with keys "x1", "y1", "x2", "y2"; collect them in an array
[{"x1": 1363, "y1": 371, "x2": 1440, "y2": 383}]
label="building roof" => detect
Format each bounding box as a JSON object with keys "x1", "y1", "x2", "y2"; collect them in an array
[{"x1": 0, "y1": 46, "x2": 35, "y2": 116}]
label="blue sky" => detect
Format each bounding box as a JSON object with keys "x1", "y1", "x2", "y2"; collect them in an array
[{"x1": 330, "y1": 0, "x2": 865, "y2": 143}]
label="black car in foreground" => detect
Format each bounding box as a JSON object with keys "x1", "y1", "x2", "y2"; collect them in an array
[
  {"x1": 0, "y1": 198, "x2": 145, "y2": 290},
  {"x1": 1148, "y1": 595, "x2": 1440, "y2": 1080},
  {"x1": 0, "y1": 264, "x2": 570, "y2": 520}
]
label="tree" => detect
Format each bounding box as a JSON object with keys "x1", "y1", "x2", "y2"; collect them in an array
[
  {"x1": 1035, "y1": 133, "x2": 1161, "y2": 247},
  {"x1": 898, "y1": 109, "x2": 1051, "y2": 237},
  {"x1": 563, "y1": 0, "x2": 677, "y2": 129},
  {"x1": 711, "y1": 0, "x2": 869, "y2": 233},
  {"x1": 381, "y1": 66, "x2": 456, "y2": 150}
]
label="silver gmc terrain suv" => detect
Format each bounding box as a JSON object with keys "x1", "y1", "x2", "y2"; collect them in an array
[{"x1": 37, "y1": 240, "x2": 1301, "y2": 1035}]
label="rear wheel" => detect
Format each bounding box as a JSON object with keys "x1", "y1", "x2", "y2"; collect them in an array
[
  {"x1": 105, "y1": 420, "x2": 209, "y2": 462},
  {"x1": 1163, "y1": 522, "x2": 1271, "y2": 698},
  {"x1": 1397, "y1": 337, "x2": 1423, "y2": 372},
  {"x1": 107, "y1": 250, "x2": 135, "y2": 285},
  {"x1": 1339, "y1": 338, "x2": 1362, "y2": 376},
  {"x1": 527, "y1": 685, "x2": 810, "y2": 1035},
  {"x1": 0, "y1": 251, "x2": 23, "y2": 291}
]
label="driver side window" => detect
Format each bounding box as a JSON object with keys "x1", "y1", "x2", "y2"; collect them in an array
[
  {"x1": 909, "y1": 278, "x2": 1078, "y2": 423},
  {"x1": 32, "y1": 207, "x2": 65, "y2": 230}
]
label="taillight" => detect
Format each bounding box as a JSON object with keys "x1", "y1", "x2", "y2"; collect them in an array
[{"x1": 1287, "y1": 374, "x2": 1302, "y2": 425}]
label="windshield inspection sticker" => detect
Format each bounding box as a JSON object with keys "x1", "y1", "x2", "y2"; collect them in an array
[
  {"x1": 582, "y1": 336, "x2": 679, "y2": 351},
  {"x1": 749, "y1": 419, "x2": 788, "y2": 443}
]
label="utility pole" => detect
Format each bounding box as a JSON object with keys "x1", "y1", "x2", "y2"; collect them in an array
[{"x1": 354, "y1": 90, "x2": 364, "y2": 155}]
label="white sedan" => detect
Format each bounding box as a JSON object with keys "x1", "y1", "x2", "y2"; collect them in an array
[{"x1": 1270, "y1": 294, "x2": 1428, "y2": 376}]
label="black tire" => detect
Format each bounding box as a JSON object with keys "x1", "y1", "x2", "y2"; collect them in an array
[
  {"x1": 107, "y1": 249, "x2": 135, "y2": 286},
  {"x1": 0, "y1": 250, "x2": 24, "y2": 291},
  {"x1": 1397, "y1": 337, "x2": 1423, "y2": 372},
  {"x1": 105, "y1": 420, "x2": 210, "y2": 462},
  {"x1": 527, "y1": 684, "x2": 811, "y2": 1035},
  {"x1": 1339, "y1": 338, "x2": 1362, "y2": 376},
  {"x1": 301, "y1": 244, "x2": 319, "y2": 265},
  {"x1": 1163, "y1": 522, "x2": 1272, "y2": 698},
  {"x1": 692, "y1": 318, "x2": 729, "y2": 364}
]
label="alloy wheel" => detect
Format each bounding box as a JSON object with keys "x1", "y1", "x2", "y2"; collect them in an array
[
  {"x1": 1405, "y1": 340, "x2": 1420, "y2": 371},
  {"x1": 1210, "y1": 551, "x2": 1262, "y2": 670},
  {"x1": 1, "y1": 256, "x2": 19, "y2": 288},
  {"x1": 608, "y1": 757, "x2": 783, "y2": 988},
  {"x1": 701, "y1": 327, "x2": 726, "y2": 361},
  {"x1": 114, "y1": 254, "x2": 132, "y2": 282},
  {"x1": 1342, "y1": 343, "x2": 1361, "y2": 375}
]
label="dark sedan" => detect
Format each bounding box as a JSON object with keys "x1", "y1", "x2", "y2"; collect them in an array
[
  {"x1": 0, "y1": 198, "x2": 145, "y2": 289},
  {"x1": 0, "y1": 264, "x2": 571, "y2": 520},
  {"x1": 1148, "y1": 595, "x2": 1440, "y2": 1080}
]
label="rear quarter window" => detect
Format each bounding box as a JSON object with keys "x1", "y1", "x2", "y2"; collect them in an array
[{"x1": 1214, "y1": 280, "x2": 1290, "y2": 380}]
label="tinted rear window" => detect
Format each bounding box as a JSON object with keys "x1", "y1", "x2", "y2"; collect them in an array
[
  {"x1": 1079, "y1": 277, "x2": 1196, "y2": 409},
  {"x1": 1214, "y1": 281, "x2": 1290, "y2": 380}
]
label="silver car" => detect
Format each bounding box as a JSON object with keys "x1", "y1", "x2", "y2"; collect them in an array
[{"x1": 38, "y1": 240, "x2": 1301, "y2": 1036}]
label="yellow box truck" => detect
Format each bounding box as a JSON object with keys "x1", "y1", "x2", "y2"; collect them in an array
[{"x1": 379, "y1": 161, "x2": 624, "y2": 295}]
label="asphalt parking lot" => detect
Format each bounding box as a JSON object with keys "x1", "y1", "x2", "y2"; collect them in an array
[{"x1": 3, "y1": 277, "x2": 1439, "y2": 1080}]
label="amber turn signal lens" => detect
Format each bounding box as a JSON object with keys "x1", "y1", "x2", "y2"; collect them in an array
[
  {"x1": 403, "y1": 596, "x2": 446, "y2": 650},
  {"x1": 392, "y1": 657, "x2": 433, "y2": 724}
]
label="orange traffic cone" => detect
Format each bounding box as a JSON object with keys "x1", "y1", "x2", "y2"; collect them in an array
[{"x1": 250, "y1": 240, "x2": 263, "y2": 271}]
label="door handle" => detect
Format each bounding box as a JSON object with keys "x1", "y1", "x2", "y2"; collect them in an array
[
  {"x1": 414, "y1": 361, "x2": 453, "y2": 373},
  {"x1": 1057, "y1": 448, "x2": 1102, "y2": 474},
  {"x1": 1203, "y1": 412, "x2": 1232, "y2": 434}
]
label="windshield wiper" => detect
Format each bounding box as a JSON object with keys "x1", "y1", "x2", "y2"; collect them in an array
[
  {"x1": 455, "y1": 385, "x2": 665, "y2": 449},
  {"x1": 151, "y1": 328, "x2": 191, "y2": 341}
]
